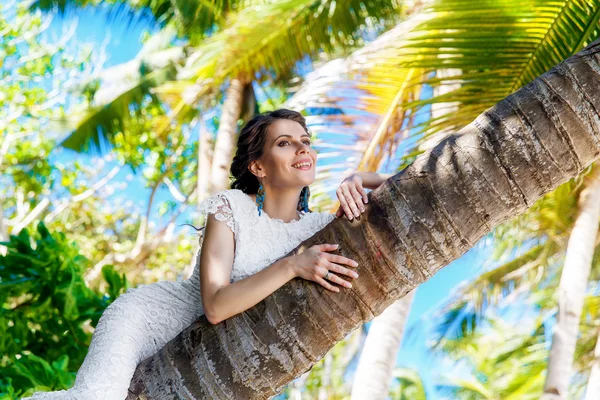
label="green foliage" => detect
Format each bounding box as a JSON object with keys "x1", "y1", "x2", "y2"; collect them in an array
[
  {"x1": 0, "y1": 3, "x2": 198, "y2": 291},
  {"x1": 390, "y1": 368, "x2": 427, "y2": 400},
  {"x1": 435, "y1": 317, "x2": 549, "y2": 400},
  {"x1": 29, "y1": 0, "x2": 255, "y2": 44},
  {"x1": 395, "y1": 0, "x2": 600, "y2": 164},
  {"x1": 0, "y1": 223, "x2": 129, "y2": 398},
  {"x1": 39, "y1": 0, "x2": 403, "y2": 156}
]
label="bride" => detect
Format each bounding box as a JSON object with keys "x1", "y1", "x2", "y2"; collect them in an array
[{"x1": 25, "y1": 108, "x2": 388, "y2": 399}]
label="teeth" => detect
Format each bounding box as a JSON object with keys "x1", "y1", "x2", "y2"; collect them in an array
[{"x1": 292, "y1": 162, "x2": 311, "y2": 168}]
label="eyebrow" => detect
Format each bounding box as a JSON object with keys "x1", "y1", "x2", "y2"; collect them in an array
[{"x1": 274, "y1": 133, "x2": 311, "y2": 143}]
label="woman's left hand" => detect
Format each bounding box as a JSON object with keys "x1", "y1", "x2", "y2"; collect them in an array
[{"x1": 335, "y1": 174, "x2": 368, "y2": 220}]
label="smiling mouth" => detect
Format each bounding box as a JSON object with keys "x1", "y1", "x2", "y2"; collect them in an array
[{"x1": 292, "y1": 163, "x2": 312, "y2": 170}]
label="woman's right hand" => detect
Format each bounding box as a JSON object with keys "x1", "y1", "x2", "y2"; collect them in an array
[{"x1": 288, "y1": 244, "x2": 359, "y2": 292}]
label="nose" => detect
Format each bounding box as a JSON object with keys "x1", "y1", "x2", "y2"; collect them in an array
[{"x1": 297, "y1": 142, "x2": 310, "y2": 154}]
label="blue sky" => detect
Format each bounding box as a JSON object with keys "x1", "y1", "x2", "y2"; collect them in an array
[{"x1": 42, "y1": 4, "x2": 494, "y2": 398}]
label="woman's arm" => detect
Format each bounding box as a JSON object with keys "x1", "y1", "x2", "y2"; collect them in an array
[
  {"x1": 350, "y1": 171, "x2": 392, "y2": 190},
  {"x1": 199, "y1": 214, "x2": 359, "y2": 324},
  {"x1": 199, "y1": 213, "x2": 295, "y2": 324},
  {"x1": 207, "y1": 259, "x2": 294, "y2": 325}
]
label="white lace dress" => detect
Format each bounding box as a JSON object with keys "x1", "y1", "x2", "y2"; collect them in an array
[{"x1": 25, "y1": 188, "x2": 336, "y2": 400}]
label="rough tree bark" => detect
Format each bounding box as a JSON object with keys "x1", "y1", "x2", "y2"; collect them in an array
[
  {"x1": 126, "y1": 38, "x2": 600, "y2": 399},
  {"x1": 543, "y1": 167, "x2": 600, "y2": 399}
]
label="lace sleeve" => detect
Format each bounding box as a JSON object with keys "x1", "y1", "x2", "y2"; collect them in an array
[{"x1": 198, "y1": 192, "x2": 236, "y2": 234}]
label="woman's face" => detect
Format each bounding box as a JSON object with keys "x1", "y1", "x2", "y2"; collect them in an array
[{"x1": 252, "y1": 119, "x2": 317, "y2": 189}]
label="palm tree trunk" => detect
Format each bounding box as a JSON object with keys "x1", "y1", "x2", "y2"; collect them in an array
[
  {"x1": 585, "y1": 326, "x2": 600, "y2": 400},
  {"x1": 542, "y1": 167, "x2": 600, "y2": 399},
  {"x1": 197, "y1": 116, "x2": 212, "y2": 207},
  {"x1": 209, "y1": 78, "x2": 247, "y2": 193},
  {"x1": 126, "y1": 38, "x2": 600, "y2": 399},
  {"x1": 350, "y1": 290, "x2": 416, "y2": 399}
]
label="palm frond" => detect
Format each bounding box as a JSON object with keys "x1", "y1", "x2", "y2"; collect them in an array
[
  {"x1": 157, "y1": 0, "x2": 405, "y2": 136},
  {"x1": 50, "y1": 27, "x2": 183, "y2": 154},
  {"x1": 390, "y1": 367, "x2": 428, "y2": 400},
  {"x1": 394, "y1": 0, "x2": 600, "y2": 145},
  {"x1": 61, "y1": 65, "x2": 178, "y2": 154},
  {"x1": 281, "y1": 12, "x2": 432, "y2": 212},
  {"x1": 28, "y1": 0, "x2": 262, "y2": 41},
  {"x1": 436, "y1": 375, "x2": 494, "y2": 399},
  {"x1": 436, "y1": 316, "x2": 549, "y2": 399},
  {"x1": 427, "y1": 244, "x2": 548, "y2": 349},
  {"x1": 52, "y1": 0, "x2": 404, "y2": 155}
]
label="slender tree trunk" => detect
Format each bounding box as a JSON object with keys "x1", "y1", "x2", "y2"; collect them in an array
[
  {"x1": 350, "y1": 290, "x2": 416, "y2": 400},
  {"x1": 197, "y1": 116, "x2": 212, "y2": 207},
  {"x1": 127, "y1": 39, "x2": 600, "y2": 399},
  {"x1": 210, "y1": 78, "x2": 246, "y2": 193},
  {"x1": 585, "y1": 326, "x2": 600, "y2": 400},
  {"x1": 0, "y1": 203, "x2": 7, "y2": 256},
  {"x1": 317, "y1": 353, "x2": 333, "y2": 400},
  {"x1": 543, "y1": 167, "x2": 600, "y2": 399}
]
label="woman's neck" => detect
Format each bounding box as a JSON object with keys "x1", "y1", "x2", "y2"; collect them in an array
[{"x1": 251, "y1": 187, "x2": 303, "y2": 222}]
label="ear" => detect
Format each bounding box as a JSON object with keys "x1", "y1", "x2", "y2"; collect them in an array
[{"x1": 248, "y1": 160, "x2": 265, "y2": 178}]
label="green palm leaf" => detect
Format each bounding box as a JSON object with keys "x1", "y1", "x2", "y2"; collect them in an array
[
  {"x1": 48, "y1": 26, "x2": 183, "y2": 154},
  {"x1": 49, "y1": 0, "x2": 404, "y2": 155},
  {"x1": 281, "y1": 12, "x2": 431, "y2": 211},
  {"x1": 162, "y1": 0, "x2": 403, "y2": 110},
  {"x1": 28, "y1": 0, "x2": 260, "y2": 42},
  {"x1": 436, "y1": 317, "x2": 549, "y2": 399},
  {"x1": 396, "y1": 0, "x2": 600, "y2": 145},
  {"x1": 390, "y1": 367, "x2": 428, "y2": 400}
]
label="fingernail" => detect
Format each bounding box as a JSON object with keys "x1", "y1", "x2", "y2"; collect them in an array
[
  {"x1": 360, "y1": 207, "x2": 365, "y2": 212},
  {"x1": 348, "y1": 216, "x2": 353, "y2": 220},
  {"x1": 347, "y1": 283, "x2": 352, "y2": 288},
  {"x1": 353, "y1": 273, "x2": 359, "y2": 278},
  {"x1": 354, "y1": 213, "x2": 360, "y2": 217}
]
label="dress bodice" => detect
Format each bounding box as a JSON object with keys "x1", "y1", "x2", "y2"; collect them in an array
[{"x1": 193, "y1": 189, "x2": 336, "y2": 283}]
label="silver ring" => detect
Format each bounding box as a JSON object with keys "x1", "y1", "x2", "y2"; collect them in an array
[{"x1": 324, "y1": 271, "x2": 330, "y2": 280}]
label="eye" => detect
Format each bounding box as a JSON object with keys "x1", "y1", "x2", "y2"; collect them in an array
[{"x1": 278, "y1": 139, "x2": 312, "y2": 146}]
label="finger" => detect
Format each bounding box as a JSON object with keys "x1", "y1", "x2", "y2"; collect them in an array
[
  {"x1": 341, "y1": 187, "x2": 361, "y2": 218},
  {"x1": 360, "y1": 186, "x2": 369, "y2": 203},
  {"x1": 323, "y1": 253, "x2": 359, "y2": 268},
  {"x1": 319, "y1": 243, "x2": 339, "y2": 251},
  {"x1": 323, "y1": 271, "x2": 353, "y2": 288},
  {"x1": 335, "y1": 206, "x2": 343, "y2": 217},
  {"x1": 324, "y1": 260, "x2": 359, "y2": 279},
  {"x1": 349, "y1": 186, "x2": 366, "y2": 212},
  {"x1": 337, "y1": 189, "x2": 354, "y2": 220},
  {"x1": 315, "y1": 276, "x2": 340, "y2": 292}
]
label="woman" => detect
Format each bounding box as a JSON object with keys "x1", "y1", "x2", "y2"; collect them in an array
[{"x1": 25, "y1": 108, "x2": 389, "y2": 399}]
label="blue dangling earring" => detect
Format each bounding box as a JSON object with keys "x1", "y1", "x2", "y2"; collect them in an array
[
  {"x1": 299, "y1": 186, "x2": 309, "y2": 212},
  {"x1": 256, "y1": 180, "x2": 265, "y2": 216}
]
